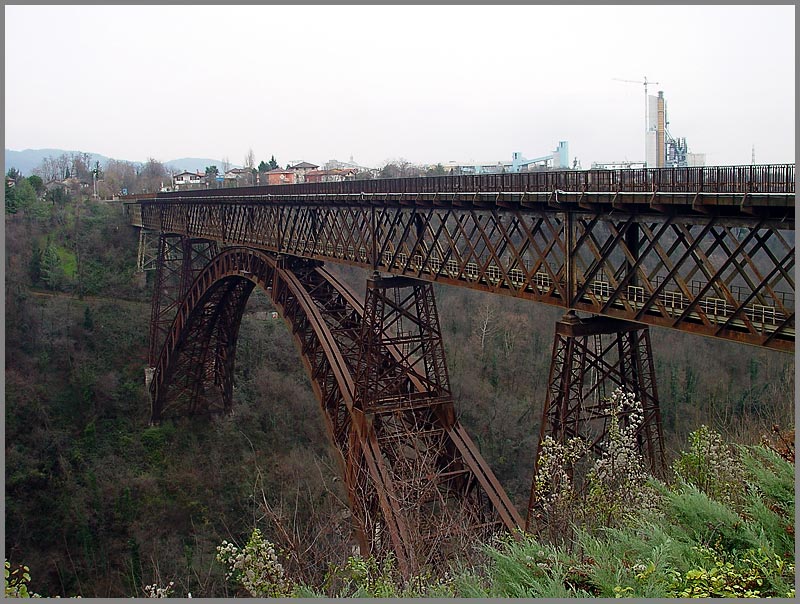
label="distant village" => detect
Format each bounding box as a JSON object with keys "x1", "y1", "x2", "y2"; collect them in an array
[
  {"x1": 167, "y1": 143, "x2": 574, "y2": 192},
  {"x1": 6, "y1": 143, "x2": 574, "y2": 200},
  {"x1": 171, "y1": 158, "x2": 373, "y2": 192}
]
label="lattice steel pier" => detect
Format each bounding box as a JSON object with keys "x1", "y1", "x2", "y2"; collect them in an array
[{"x1": 526, "y1": 311, "x2": 664, "y2": 530}]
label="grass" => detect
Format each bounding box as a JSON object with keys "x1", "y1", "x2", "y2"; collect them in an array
[{"x1": 55, "y1": 245, "x2": 77, "y2": 278}]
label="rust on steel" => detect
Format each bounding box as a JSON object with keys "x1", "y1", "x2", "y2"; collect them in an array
[
  {"x1": 129, "y1": 165, "x2": 795, "y2": 351},
  {"x1": 148, "y1": 245, "x2": 520, "y2": 576},
  {"x1": 526, "y1": 311, "x2": 665, "y2": 530}
]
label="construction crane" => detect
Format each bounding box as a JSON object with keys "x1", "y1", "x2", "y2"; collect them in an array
[{"x1": 613, "y1": 76, "x2": 660, "y2": 162}]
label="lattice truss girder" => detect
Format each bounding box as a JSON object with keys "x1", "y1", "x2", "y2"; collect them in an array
[
  {"x1": 143, "y1": 202, "x2": 794, "y2": 349},
  {"x1": 568, "y1": 216, "x2": 794, "y2": 346},
  {"x1": 147, "y1": 248, "x2": 520, "y2": 577},
  {"x1": 136, "y1": 228, "x2": 160, "y2": 272}
]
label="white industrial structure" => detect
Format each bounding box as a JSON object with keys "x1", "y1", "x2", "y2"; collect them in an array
[{"x1": 444, "y1": 142, "x2": 570, "y2": 175}]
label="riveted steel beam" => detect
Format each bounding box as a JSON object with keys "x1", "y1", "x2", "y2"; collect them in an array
[{"x1": 136, "y1": 176, "x2": 794, "y2": 350}]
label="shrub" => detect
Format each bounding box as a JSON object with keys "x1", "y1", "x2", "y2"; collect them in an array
[
  {"x1": 5, "y1": 561, "x2": 39, "y2": 598},
  {"x1": 668, "y1": 545, "x2": 795, "y2": 598},
  {"x1": 529, "y1": 434, "x2": 587, "y2": 544},
  {"x1": 585, "y1": 389, "x2": 659, "y2": 528},
  {"x1": 673, "y1": 425, "x2": 745, "y2": 506},
  {"x1": 216, "y1": 528, "x2": 292, "y2": 597}
]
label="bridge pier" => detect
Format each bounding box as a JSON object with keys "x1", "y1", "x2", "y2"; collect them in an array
[
  {"x1": 148, "y1": 234, "x2": 219, "y2": 367},
  {"x1": 353, "y1": 273, "x2": 518, "y2": 575},
  {"x1": 526, "y1": 311, "x2": 665, "y2": 530}
]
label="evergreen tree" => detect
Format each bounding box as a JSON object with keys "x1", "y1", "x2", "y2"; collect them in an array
[
  {"x1": 28, "y1": 242, "x2": 42, "y2": 284},
  {"x1": 39, "y1": 243, "x2": 63, "y2": 290},
  {"x1": 11, "y1": 180, "x2": 43, "y2": 216},
  {"x1": 27, "y1": 175, "x2": 44, "y2": 196},
  {"x1": 5, "y1": 180, "x2": 18, "y2": 213},
  {"x1": 83, "y1": 307, "x2": 94, "y2": 330}
]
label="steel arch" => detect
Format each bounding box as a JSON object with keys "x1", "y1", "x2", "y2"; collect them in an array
[{"x1": 148, "y1": 246, "x2": 519, "y2": 575}]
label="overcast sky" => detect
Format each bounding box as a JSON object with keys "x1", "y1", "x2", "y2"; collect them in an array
[{"x1": 5, "y1": 5, "x2": 795, "y2": 168}]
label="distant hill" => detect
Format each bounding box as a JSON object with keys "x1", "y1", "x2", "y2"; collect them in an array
[
  {"x1": 5, "y1": 148, "x2": 112, "y2": 176},
  {"x1": 5, "y1": 148, "x2": 235, "y2": 176}
]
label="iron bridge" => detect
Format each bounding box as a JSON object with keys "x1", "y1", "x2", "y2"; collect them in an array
[{"x1": 125, "y1": 164, "x2": 795, "y2": 576}]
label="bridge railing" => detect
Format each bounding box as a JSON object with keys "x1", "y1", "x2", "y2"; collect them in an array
[
  {"x1": 294, "y1": 165, "x2": 795, "y2": 195},
  {"x1": 129, "y1": 165, "x2": 794, "y2": 202}
]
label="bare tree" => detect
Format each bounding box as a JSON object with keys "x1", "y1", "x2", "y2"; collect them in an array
[
  {"x1": 241, "y1": 149, "x2": 256, "y2": 185},
  {"x1": 475, "y1": 300, "x2": 497, "y2": 352},
  {"x1": 244, "y1": 148, "x2": 255, "y2": 171},
  {"x1": 139, "y1": 158, "x2": 168, "y2": 193},
  {"x1": 55, "y1": 154, "x2": 70, "y2": 180},
  {"x1": 71, "y1": 152, "x2": 93, "y2": 181},
  {"x1": 379, "y1": 159, "x2": 423, "y2": 178},
  {"x1": 101, "y1": 159, "x2": 138, "y2": 197},
  {"x1": 34, "y1": 156, "x2": 60, "y2": 182}
]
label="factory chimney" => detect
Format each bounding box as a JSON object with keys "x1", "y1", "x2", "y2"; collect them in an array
[{"x1": 656, "y1": 91, "x2": 666, "y2": 168}]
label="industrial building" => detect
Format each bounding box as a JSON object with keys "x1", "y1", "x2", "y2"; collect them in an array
[
  {"x1": 645, "y1": 91, "x2": 704, "y2": 168},
  {"x1": 594, "y1": 89, "x2": 704, "y2": 169},
  {"x1": 443, "y1": 141, "x2": 570, "y2": 174}
]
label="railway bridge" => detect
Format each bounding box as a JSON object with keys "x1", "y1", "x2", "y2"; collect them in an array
[{"x1": 124, "y1": 164, "x2": 794, "y2": 575}]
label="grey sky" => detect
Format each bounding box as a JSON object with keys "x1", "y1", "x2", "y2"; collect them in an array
[{"x1": 5, "y1": 5, "x2": 795, "y2": 168}]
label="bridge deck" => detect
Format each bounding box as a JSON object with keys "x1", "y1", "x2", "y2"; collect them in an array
[{"x1": 124, "y1": 166, "x2": 795, "y2": 351}]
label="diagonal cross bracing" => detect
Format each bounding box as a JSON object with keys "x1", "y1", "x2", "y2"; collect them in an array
[{"x1": 135, "y1": 167, "x2": 794, "y2": 351}]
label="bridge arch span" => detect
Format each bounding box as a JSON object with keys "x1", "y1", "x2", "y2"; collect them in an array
[
  {"x1": 148, "y1": 245, "x2": 520, "y2": 575},
  {"x1": 150, "y1": 246, "x2": 422, "y2": 565},
  {"x1": 150, "y1": 247, "x2": 351, "y2": 427}
]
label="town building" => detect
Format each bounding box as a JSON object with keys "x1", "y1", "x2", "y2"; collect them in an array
[
  {"x1": 264, "y1": 168, "x2": 296, "y2": 185},
  {"x1": 590, "y1": 160, "x2": 647, "y2": 170},
  {"x1": 224, "y1": 167, "x2": 254, "y2": 186},
  {"x1": 287, "y1": 161, "x2": 319, "y2": 183},
  {"x1": 172, "y1": 171, "x2": 204, "y2": 188},
  {"x1": 324, "y1": 156, "x2": 373, "y2": 173},
  {"x1": 305, "y1": 168, "x2": 358, "y2": 183}
]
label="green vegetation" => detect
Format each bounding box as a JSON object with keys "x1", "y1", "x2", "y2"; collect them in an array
[
  {"x1": 197, "y1": 425, "x2": 797, "y2": 598},
  {"x1": 4, "y1": 182, "x2": 794, "y2": 597}
]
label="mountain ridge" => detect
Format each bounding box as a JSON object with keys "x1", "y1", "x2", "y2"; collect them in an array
[{"x1": 5, "y1": 148, "x2": 237, "y2": 176}]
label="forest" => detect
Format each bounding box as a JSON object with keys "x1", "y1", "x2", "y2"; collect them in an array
[{"x1": 4, "y1": 173, "x2": 795, "y2": 597}]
